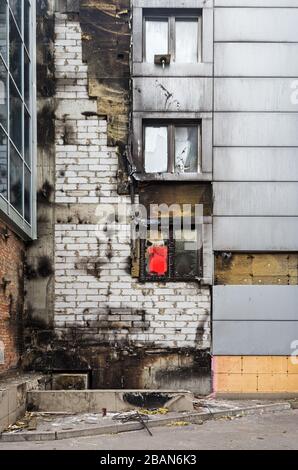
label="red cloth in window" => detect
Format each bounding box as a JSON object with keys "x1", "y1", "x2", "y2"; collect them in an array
[{"x1": 148, "y1": 246, "x2": 168, "y2": 275}]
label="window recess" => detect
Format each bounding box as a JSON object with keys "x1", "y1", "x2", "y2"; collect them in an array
[
  {"x1": 144, "y1": 10, "x2": 202, "y2": 64},
  {"x1": 144, "y1": 122, "x2": 201, "y2": 174},
  {"x1": 139, "y1": 220, "x2": 203, "y2": 282}
]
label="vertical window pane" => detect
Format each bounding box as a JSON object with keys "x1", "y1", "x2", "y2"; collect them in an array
[
  {"x1": 24, "y1": 49, "x2": 30, "y2": 106},
  {"x1": 0, "y1": 126, "x2": 8, "y2": 198},
  {"x1": 174, "y1": 228, "x2": 200, "y2": 278},
  {"x1": 24, "y1": 0, "x2": 30, "y2": 50},
  {"x1": 144, "y1": 126, "x2": 168, "y2": 173},
  {"x1": 145, "y1": 229, "x2": 169, "y2": 277},
  {"x1": 24, "y1": 108, "x2": 30, "y2": 165},
  {"x1": 9, "y1": 12, "x2": 22, "y2": 91},
  {"x1": 145, "y1": 19, "x2": 168, "y2": 63},
  {"x1": 10, "y1": 144, "x2": 23, "y2": 215},
  {"x1": 10, "y1": 78, "x2": 22, "y2": 152},
  {"x1": 175, "y1": 19, "x2": 198, "y2": 63},
  {"x1": 9, "y1": 0, "x2": 22, "y2": 29},
  {"x1": 175, "y1": 127, "x2": 198, "y2": 173},
  {"x1": 24, "y1": 166, "x2": 31, "y2": 223},
  {"x1": 0, "y1": 1, "x2": 7, "y2": 61},
  {"x1": 0, "y1": 57, "x2": 8, "y2": 130}
]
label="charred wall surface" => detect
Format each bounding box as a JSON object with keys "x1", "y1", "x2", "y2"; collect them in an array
[
  {"x1": 23, "y1": 0, "x2": 212, "y2": 393},
  {"x1": 25, "y1": 0, "x2": 56, "y2": 334}
]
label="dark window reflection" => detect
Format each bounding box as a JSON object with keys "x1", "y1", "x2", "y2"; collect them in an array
[
  {"x1": 24, "y1": 166, "x2": 31, "y2": 223},
  {"x1": 174, "y1": 228, "x2": 199, "y2": 278},
  {"x1": 10, "y1": 78, "x2": 22, "y2": 153},
  {"x1": 0, "y1": 126, "x2": 8, "y2": 199},
  {"x1": 24, "y1": 0, "x2": 30, "y2": 50},
  {"x1": 0, "y1": 1, "x2": 7, "y2": 61},
  {"x1": 9, "y1": 0, "x2": 22, "y2": 29},
  {"x1": 0, "y1": 58, "x2": 8, "y2": 130},
  {"x1": 10, "y1": 144, "x2": 23, "y2": 215},
  {"x1": 24, "y1": 109, "x2": 30, "y2": 165},
  {"x1": 9, "y1": 12, "x2": 22, "y2": 92},
  {"x1": 175, "y1": 243, "x2": 198, "y2": 278},
  {"x1": 24, "y1": 49, "x2": 30, "y2": 106}
]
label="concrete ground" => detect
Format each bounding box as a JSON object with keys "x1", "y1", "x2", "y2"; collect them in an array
[{"x1": 0, "y1": 409, "x2": 297, "y2": 450}]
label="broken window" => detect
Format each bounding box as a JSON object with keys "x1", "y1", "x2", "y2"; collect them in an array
[
  {"x1": 145, "y1": 227, "x2": 169, "y2": 277},
  {"x1": 144, "y1": 11, "x2": 201, "y2": 64},
  {"x1": 175, "y1": 126, "x2": 198, "y2": 173},
  {"x1": 144, "y1": 122, "x2": 200, "y2": 174},
  {"x1": 140, "y1": 221, "x2": 203, "y2": 282}
]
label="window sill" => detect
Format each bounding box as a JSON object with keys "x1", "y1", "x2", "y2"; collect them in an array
[
  {"x1": 133, "y1": 62, "x2": 213, "y2": 77},
  {"x1": 134, "y1": 172, "x2": 212, "y2": 182}
]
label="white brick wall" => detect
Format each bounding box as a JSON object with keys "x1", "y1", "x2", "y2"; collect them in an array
[{"x1": 53, "y1": 13, "x2": 211, "y2": 350}]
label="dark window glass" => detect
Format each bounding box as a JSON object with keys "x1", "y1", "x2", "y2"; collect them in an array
[
  {"x1": 0, "y1": 57, "x2": 8, "y2": 130},
  {"x1": 174, "y1": 228, "x2": 200, "y2": 278},
  {"x1": 24, "y1": 49, "x2": 30, "y2": 106},
  {"x1": 0, "y1": 126, "x2": 8, "y2": 198},
  {"x1": 9, "y1": 0, "x2": 22, "y2": 29},
  {"x1": 24, "y1": 166, "x2": 31, "y2": 222},
  {"x1": 9, "y1": 11, "x2": 22, "y2": 92},
  {"x1": 10, "y1": 78, "x2": 22, "y2": 152},
  {"x1": 0, "y1": 1, "x2": 7, "y2": 61},
  {"x1": 10, "y1": 144, "x2": 23, "y2": 214},
  {"x1": 24, "y1": 0, "x2": 30, "y2": 50},
  {"x1": 24, "y1": 108, "x2": 30, "y2": 165}
]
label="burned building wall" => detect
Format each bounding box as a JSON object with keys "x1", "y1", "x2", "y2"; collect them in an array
[
  {"x1": 12, "y1": 0, "x2": 298, "y2": 395},
  {"x1": 23, "y1": 0, "x2": 212, "y2": 393}
]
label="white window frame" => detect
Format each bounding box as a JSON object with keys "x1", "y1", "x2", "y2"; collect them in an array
[
  {"x1": 143, "y1": 12, "x2": 202, "y2": 64},
  {"x1": 143, "y1": 121, "x2": 202, "y2": 175}
]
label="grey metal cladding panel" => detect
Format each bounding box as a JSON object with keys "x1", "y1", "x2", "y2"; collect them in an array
[
  {"x1": 215, "y1": 1, "x2": 298, "y2": 6},
  {"x1": 214, "y1": 113, "x2": 298, "y2": 147},
  {"x1": 215, "y1": 8, "x2": 298, "y2": 43},
  {"x1": 214, "y1": 148, "x2": 298, "y2": 182},
  {"x1": 213, "y1": 217, "x2": 298, "y2": 251},
  {"x1": 202, "y1": 8, "x2": 214, "y2": 64},
  {"x1": 133, "y1": 77, "x2": 212, "y2": 112},
  {"x1": 213, "y1": 286, "x2": 298, "y2": 321},
  {"x1": 214, "y1": 44, "x2": 298, "y2": 77},
  {"x1": 214, "y1": 78, "x2": 298, "y2": 112},
  {"x1": 213, "y1": 321, "x2": 298, "y2": 356},
  {"x1": 213, "y1": 183, "x2": 298, "y2": 216}
]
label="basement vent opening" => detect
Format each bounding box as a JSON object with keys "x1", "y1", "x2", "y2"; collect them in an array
[
  {"x1": 47, "y1": 371, "x2": 90, "y2": 390},
  {"x1": 123, "y1": 392, "x2": 171, "y2": 409}
]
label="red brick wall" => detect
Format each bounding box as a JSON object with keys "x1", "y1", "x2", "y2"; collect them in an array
[{"x1": 0, "y1": 221, "x2": 25, "y2": 373}]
